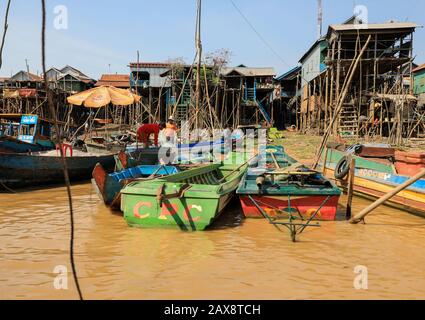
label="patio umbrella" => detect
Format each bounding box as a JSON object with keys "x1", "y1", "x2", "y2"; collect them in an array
[{"x1": 67, "y1": 85, "x2": 141, "y2": 108}]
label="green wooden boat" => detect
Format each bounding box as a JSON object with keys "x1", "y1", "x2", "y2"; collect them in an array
[{"x1": 121, "y1": 163, "x2": 248, "y2": 231}]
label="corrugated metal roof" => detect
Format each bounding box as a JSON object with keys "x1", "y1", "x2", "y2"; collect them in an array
[
  {"x1": 60, "y1": 65, "x2": 91, "y2": 80},
  {"x1": 56, "y1": 72, "x2": 93, "y2": 84},
  {"x1": 275, "y1": 66, "x2": 301, "y2": 81},
  {"x1": 413, "y1": 63, "x2": 425, "y2": 73},
  {"x1": 95, "y1": 74, "x2": 130, "y2": 88},
  {"x1": 299, "y1": 36, "x2": 327, "y2": 63},
  {"x1": 329, "y1": 22, "x2": 418, "y2": 32},
  {"x1": 10, "y1": 71, "x2": 43, "y2": 82},
  {"x1": 130, "y1": 62, "x2": 172, "y2": 68},
  {"x1": 221, "y1": 67, "x2": 276, "y2": 77}
]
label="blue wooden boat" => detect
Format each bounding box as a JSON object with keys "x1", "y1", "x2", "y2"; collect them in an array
[
  {"x1": 92, "y1": 163, "x2": 179, "y2": 209},
  {"x1": 116, "y1": 148, "x2": 162, "y2": 170},
  {"x1": 122, "y1": 138, "x2": 226, "y2": 167},
  {"x1": 0, "y1": 150, "x2": 115, "y2": 190},
  {"x1": 125, "y1": 138, "x2": 225, "y2": 155},
  {"x1": 0, "y1": 114, "x2": 57, "y2": 153}
]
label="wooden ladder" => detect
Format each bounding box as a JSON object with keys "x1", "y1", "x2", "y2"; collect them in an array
[{"x1": 339, "y1": 103, "x2": 359, "y2": 137}]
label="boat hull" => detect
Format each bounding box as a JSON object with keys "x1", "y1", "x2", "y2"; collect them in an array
[
  {"x1": 121, "y1": 163, "x2": 247, "y2": 231},
  {"x1": 0, "y1": 136, "x2": 54, "y2": 153},
  {"x1": 239, "y1": 195, "x2": 340, "y2": 221},
  {"x1": 92, "y1": 163, "x2": 178, "y2": 208},
  {"x1": 122, "y1": 192, "x2": 234, "y2": 231},
  {"x1": 322, "y1": 149, "x2": 425, "y2": 217},
  {"x1": 324, "y1": 166, "x2": 425, "y2": 217},
  {"x1": 0, "y1": 152, "x2": 115, "y2": 189},
  {"x1": 237, "y1": 147, "x2": 341, "y2": 221}
]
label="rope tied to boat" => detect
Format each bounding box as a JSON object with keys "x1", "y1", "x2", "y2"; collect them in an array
[{"x1": 156, "y1": 183, "x2": 192, "y2": 208}]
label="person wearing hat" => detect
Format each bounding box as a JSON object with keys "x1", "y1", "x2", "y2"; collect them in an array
[{"x1": 166, "y1": 117, "x2": 179, "y2": 131}]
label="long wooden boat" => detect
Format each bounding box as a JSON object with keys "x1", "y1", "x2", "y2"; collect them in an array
[
  {"x1": 0, "y1": 149, "x2": 115, "y2": 189},
  {"x1": 125, "y1": 138, "x2": 225, "y2": 155},
  {"x1": 115, "y1": 146, "x2": 216, "y2": 171},
  {"x1": 116, "y1": 148, "x2": 162, "y2": 169},
  {"x1": 121, "y1": 139, "x2": 226, "y2": 167},
  {"x1": 92, "y1": 163, "x2": 179, "y2": 209},
  {"x1": 321, "y1": 147, "x2": 425, "y2": 217},
  {"x1": 237, "y1": 147, "x2": 341, "y2": 221},
  {"x1": 121, "y1": 163, "x2": 248, "y2": 231}
]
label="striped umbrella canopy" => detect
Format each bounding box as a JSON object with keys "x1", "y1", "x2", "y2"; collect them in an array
[{"x1": 67, "y1": 85, "x2": 141, "y2": 108}]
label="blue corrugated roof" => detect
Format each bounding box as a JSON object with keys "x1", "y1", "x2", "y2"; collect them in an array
[{"x1": 275, "y1": 66, "x2": 301, "y2": 82}]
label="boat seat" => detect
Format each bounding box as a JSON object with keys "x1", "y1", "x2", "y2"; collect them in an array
[{"x1": 182, "y1": 170, "x2": 221, "y2": 185}]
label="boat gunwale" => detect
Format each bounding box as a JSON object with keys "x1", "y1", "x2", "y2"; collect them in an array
[
  {"x1": 323, "y1": 161, "x2": 425, "y2": 194},
  {"x1": 122, "y1": 163, "x2": 248, "y2": 198},
  {"x1": 236, "y1": 170, "x2": 341, "y2": 196}
]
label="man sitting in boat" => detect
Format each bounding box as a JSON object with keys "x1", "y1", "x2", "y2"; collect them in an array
[{"x1": 137, "y1": 122, "x2": 166, "y2": 148}]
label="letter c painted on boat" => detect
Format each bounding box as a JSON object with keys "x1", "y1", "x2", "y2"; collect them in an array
[
  {"x1": 184, "y1": 205, "x2": 202, "y2": 222},
  {"x1": 133, "y1": 202, "x2": 152, "y2": 219}
]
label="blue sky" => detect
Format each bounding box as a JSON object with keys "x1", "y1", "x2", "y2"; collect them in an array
[{"x1": 0, "y1": 0, "x2": 424, "y2": 79}]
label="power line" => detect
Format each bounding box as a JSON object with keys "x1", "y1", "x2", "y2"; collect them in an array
[
  {"x1": 229, "y1": 0, "x2": 313, "y2": 85},
  {"x1": 229, "y1": 0, "x2": 291, "y2": 69}
]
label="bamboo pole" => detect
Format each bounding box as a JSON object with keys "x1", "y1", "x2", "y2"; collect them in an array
[
  {"x1": 346, "y1": 158, "x2": 356, "y2": 220},
  {"x1": 322, "y1": 146, "x2": 329, "y2": 175},
  {"x1": 350, "y1": 168, "x2": 425, "y2": 224},
  {"x1": 313, "y1": 35, "x2": 371, "y2": 169}
]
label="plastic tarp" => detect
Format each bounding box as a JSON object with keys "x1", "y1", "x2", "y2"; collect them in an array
[
  {"x1": 3, "y1": 89, "x2": 19, "y2": 98},
  {"x1": 19, "y1": 89, "x2": 37, "y2": 98}
]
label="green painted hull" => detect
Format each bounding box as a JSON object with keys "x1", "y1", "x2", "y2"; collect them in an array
[
  {"x1": 121, "y1": 163, "x2": 247, "y2": 231},
  {"x1": 322, "y1": 148, "x2": 393, "y2": 173}
]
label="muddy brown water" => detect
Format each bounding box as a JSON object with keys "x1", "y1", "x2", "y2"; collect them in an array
[{"x1": 1, "y1": 182, "x2": 425, "y2": 300}]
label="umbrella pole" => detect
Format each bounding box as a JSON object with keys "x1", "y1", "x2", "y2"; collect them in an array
[{"x1": 105, "y1": 105, "x2": 108, "y2": 140}]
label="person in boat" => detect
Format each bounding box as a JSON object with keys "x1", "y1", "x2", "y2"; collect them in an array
[
  {"x1": 159, "y1": 127, "x2": 178, "y2": 146},
  {"x1": 158, "y1": 122, "x2": 169, "y2": 146},
  {"x1": 162, "y1": 117, "x2": 179, "y2": 146},
  {"x1": 137, "y1": 122, "x2": 166, "y2": 148},
  {"x1": 158, "y1": 124, "x2": 178, "y2": 164}
]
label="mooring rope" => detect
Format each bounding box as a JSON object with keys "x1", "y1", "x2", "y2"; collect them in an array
[{"x1": 41, "y1": 0, "x2": 83, "y2": 300}]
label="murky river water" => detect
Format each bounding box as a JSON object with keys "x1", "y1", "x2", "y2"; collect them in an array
[{"x1": 1, "y1": 182, "x2": 425, "y2": 300}]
